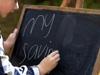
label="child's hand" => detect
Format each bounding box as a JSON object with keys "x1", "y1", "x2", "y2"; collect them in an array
[
  {"x1": 4, "y1": 28, "x2": 18, "y2": 55},
  {"x1": 37, "y1": 50, "x2": 60, "y2": 75}
]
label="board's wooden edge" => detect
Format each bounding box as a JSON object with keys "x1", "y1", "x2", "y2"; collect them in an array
[
  {"x1": 10, "y1": 5, "x2": 100, "y2": 75},
  {"x1": 92, "y1": 48, "x2": 100, "y2": 75},
  {"x1": 9, "y1": 6, "x2": 26, "y2": 57},
  {"x1": 23, "y1": 5, "x2": 100, "y2": 15}
]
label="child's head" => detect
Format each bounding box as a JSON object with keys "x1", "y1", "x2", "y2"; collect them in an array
[{"x1": 0, "y1": 0, "x2": 19, "y2": 18}]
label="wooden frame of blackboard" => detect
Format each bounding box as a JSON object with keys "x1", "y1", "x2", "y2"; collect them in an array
[{"x1": 12, "y1": 5, "x2": 100, "y2": 75}]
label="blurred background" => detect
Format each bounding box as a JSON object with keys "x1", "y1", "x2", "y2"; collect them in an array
[{"x1": 0, "y1": 0, "x2": 100, "y2": 40}]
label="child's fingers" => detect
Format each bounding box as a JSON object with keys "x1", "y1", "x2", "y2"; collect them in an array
[
  {"x1": 47, "y1": 50, "x2": 60, "y2": 62},
  {"x1": 49, "y1": 50, "x2": 59, "y2": 57},
  {"x1": 52, "y1": 53, "x2": 60, "y2": 62},
  {"x1": 11, "y1": 28, "x2": 18, "y2": 38},
  {"x1": 13, "y1": 28, "x2": 18, "y2": 35}
]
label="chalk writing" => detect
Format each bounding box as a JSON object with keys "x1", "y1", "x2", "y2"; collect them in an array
[
  {"x1": 19, "y1": 41, "x2": 54, "y2": 65},
  {"x1": 22, "y1": 14, "x2": 55, "y2": 38},
  {"x1": 19, "y1": 43, "x2": 27, "y2": 65},
  {"x1": 19, "y1": 13, "x2": 56, "y2": 64}
]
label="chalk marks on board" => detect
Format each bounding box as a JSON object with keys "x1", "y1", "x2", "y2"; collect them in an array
[
  {"x1": 19, "y1": 41, "x2": 54, "y2": 64},
  {"x1": 19, "y1": 13, "x2": 56, "y2": 65},
  {"x1": 22, "y1": 14, "x2": 55, "y2": 38}
]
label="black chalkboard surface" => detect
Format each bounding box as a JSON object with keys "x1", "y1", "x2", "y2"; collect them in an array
[{"x1": 10, "y1": 5, "x2": 100, "y2": 75}]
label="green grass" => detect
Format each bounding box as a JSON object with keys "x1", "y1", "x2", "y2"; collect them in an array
[
  {"x1": 84, "y1": 0, "x2": 100, "y2": 9},
  {"x1": 36, "y1": 0, "x2": 62, "y2": 6}
]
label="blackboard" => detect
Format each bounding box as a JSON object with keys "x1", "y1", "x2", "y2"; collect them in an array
[{"x1": 10, "y1": 5, "x2": 100, "y2": 75}]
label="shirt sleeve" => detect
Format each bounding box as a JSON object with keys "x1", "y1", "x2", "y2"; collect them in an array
[{"x1": 0, "y1": 35, "x2": 40, "y2": 75}]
